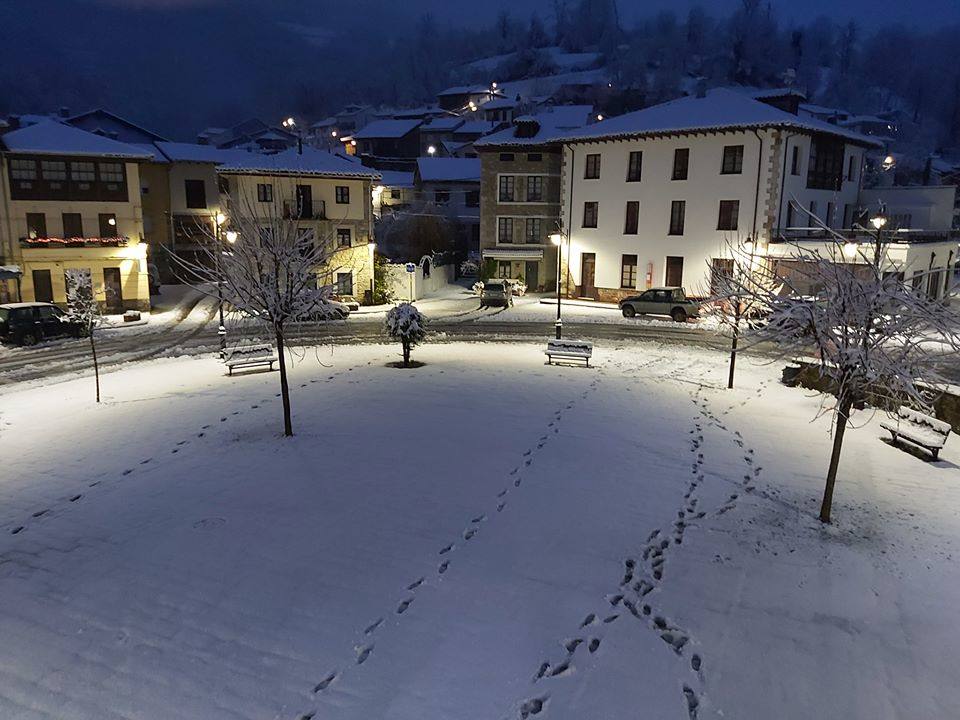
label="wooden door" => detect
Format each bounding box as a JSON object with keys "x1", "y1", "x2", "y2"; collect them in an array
[
  {"x1": 103, "y1": 267, "x2": 123, "y2": 312},
  {"x1": 665, "y1": 256, "x2": 684, "y2": 287},
  {"x1": 32, "y1": 269, "x2": 53, "y2": 303},
  {"x1": 524, "y1": 261, "x2": 539, "y2": 291},
  {"x1": 580, "y1": 253, "x2": 596, "y2": 299}
]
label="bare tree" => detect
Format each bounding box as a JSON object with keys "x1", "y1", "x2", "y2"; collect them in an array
[
  {"x1": 736, "y1": 203, "x2": 960, "y2": 522},
  {"x1": 170, "y1": 186, "x2": 360, "y2": 437},
  {"x1": 64, "y1": 268, "x2": 104, "y2": 403}
]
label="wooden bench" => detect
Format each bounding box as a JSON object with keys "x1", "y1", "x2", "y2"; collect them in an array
[
  {"x1": 223, "y1": 342, "x2": 278, "y2": 376},
  {"x1": 880, "y1": 407, "x2": 951, "y2": 460},
  {"x1": 545, "y1": 339, "x2": 593, "y2": 367}
]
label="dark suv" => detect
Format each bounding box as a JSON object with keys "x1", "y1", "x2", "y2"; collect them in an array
[{"x1": 0, "y1": 302, "x2": 84, "y2": 345}]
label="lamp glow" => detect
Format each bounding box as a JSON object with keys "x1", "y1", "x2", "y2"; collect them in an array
[
  {"x1": 215, "y1": 212, "x2": 226, "y2": 226},
  {"x1": 427, "y1": 145, "x2": 436, "y2": 156},
  {"x1": 549, "y1": 233, "x2": 562, "y2": 246},
  {"x1": 107, "y1": 217, "x2": 117, "y2": 226},
  {"x1": 225, "y1": 230, "x2": 238, "y2": 244},
  {"x1": 870, "y1": 214, "x2": 887, "y2": 229},
  {"x1": 843, "y1": 241, "x2": 858, "y2": 258}
]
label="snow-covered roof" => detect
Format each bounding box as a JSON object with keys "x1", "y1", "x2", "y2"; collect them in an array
[
  {"x1": 416, "y1": 157, "x2": 481, "y2": 183},
  {"x1": 67, "y1": 109, "x2": 168, "y2": 142},
  {"x1": 0, "y1": 119, "x2": 155, "y2": 158},
  {"x1": 216, "y1": 146, "x2": 381, "y2": 179},
  {"x1": 377, "y1": 170, "x2": 415, "y2": 188},
  {"x1": 391, "y1": 105, "x2": 446, "y2": 119},
  {"x1": 483, "y1": 97, "x2": 520, "y2": 110},
  {"x1": 437, "y1": 84, "x2": 498, "y2": 97},
  {"x1": 155, "y1": 142, "x2": 242, "y2": 164},
  {"x1": 474, "y1": 105, "x2": 594, "y2": 148},
  {"x1": 352, "y1": 119, "x2": 422, "y2": 140},
  {"x1": 799, "y1": 103, "x2": 849, "y2": 117},
  {"x1": 309, "y1": 117, "x2": 338, "y2": 129},
  {"x1": 454, "y1": 120, "x2": 497, "y2": 136},
  {"x1": 726, "y1": 86, "x2": 807, "y2": 101},
  {"x1": 556, "y1": 89, "x2": 882, "y2": 147},
  {"x1": 421, "y1": 117, "x2": 466, "y2": 132}
]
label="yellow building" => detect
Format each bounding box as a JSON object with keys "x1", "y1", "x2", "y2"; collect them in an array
[
  {"x1": 0, "y1": 120, "x2": 151, "y2": 310},
  {"x1": 216, "y1": 147, "x2": 381, "y2": 301}
]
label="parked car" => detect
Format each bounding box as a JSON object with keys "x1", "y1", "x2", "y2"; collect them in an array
[
  {"x1": 480, "y1": 279, "x2": 512, "y2": 308},
  {"x1": 297, "y1": 298, "x2": 352, "y2": 321},
  {"x1": 0, "y1": 302, "x2": 84, "y2": 345},
  {"x1": 619, "y1": 287, "x2": 700, "y2": 322}
]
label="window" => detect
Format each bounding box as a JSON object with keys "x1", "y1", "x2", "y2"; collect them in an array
[
  {"x1": 717, "y1": 200, "x2": 739, "y2": 231},
  {"x1": 582, "y1": 201, "x2": 598, "y2": 228},
  {"x1": 26, "y1": 213, "x2": 46, "y2": 239},
  {"x1": 336, "y1": 272, "x2": 353, "y2": 296},
  {"x1": 525, "y1": 218, "x2": 542, "y2": 244},
  {"x1": 806, "y1": 137, "x2": 845, "y2": 190},
  {"x1": 62, "y1": 213, "x2": 83, "y2": 238},
  {"x1": 99, "y1": 162, "x2": 124, "y2": 183},
  {"x1": 620, "y1": 254, "x2": 638, "y2": 288},
  {"x1": 434, "y1": 190, "x2": 450, "y2": 204},
  {"x1": 626, "y1": 151, "x2": 642, "y2": 182},
  {"x1": 499, "y1": 153, "x2": 515, "y2": 162},
  {"x1": 498, "y1": 175, "x2": 515, "y2": 202},
  {"x1": 669, "y1": 200, "x2": 686, "y2": 235},
  {"x1": 257, "y1": 183, "x2": 273, "y2": 202},
  {"x1": 847, "y1": 154, "x2": 857, "y2": 182},
  {"x1": 624, "y1": 201, "x2": 639, "y2": 234},
  {"x1": 218, "y1": 176, "x2": 230, "y2": 195},
  {"x1": 584, "y1": 153, "x2": 601, "y2": 179},
  {"x1": 721, "y1": 145, "x2": 744, "y2": 174},
  {"x1": 184, "y1": 179, "x2": 207, "y2": 209},
  {"x1": 337, "y1": 228, "x2": 352, "y2": 247},
  {"x1": 527, "y1": 153, "x2": 542, "y2": 162},
  {"x1": 10, "y1": 158, "x2": 37, "y2": 181},
  {"x1": 99, "y1": 213, "x2": 117, "y2": 237},
  {"x1": 465, "y1": 190, "x2": 479, "y2": 207},
  {"x1": 41, "y1": 160, "x2": 67, "y2": 181},
  {"x1": 335, "y1": 185, "x2": 350, "y2": 204},
  {"x1": 497, "y1": 217, "x2": 514, "y2": 243},
  {"x1": 672, "y1": 148, "x2": 689, "y2": 181},
  {"x1": 498, "y1": 261, "x2": 511, "y2": 278},
  {"x1": 526, "y1": 176, "x2": 544, "y2": 202},
  {"x1": 791, "y1": 145, "x2": 800, "y2": 175}
]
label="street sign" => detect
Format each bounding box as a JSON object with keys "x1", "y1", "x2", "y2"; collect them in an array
[{"x1": 405, "y1": 263, "x2": 416, "y2": 273}]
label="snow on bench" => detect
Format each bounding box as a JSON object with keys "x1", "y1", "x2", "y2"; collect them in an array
[
  {"x1": 880, "y1": 407, "x2": 951, "y2": 460},
  {"x1": 545, "y1": 339, "x2": 593, "y2": 367},
  {"x1": 223, "y1": 342, "x2": 278, "y2": 376}
]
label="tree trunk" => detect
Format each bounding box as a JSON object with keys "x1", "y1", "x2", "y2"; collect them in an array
[
  {"x1": 90, "y1": 327, "x2": 100, "y2": 403},
  {"x1": 402, "y1": 339, "x2": 410, "y2": 367},
  {"x1": 727, "y1": 322, "x2": 739, "y2": 390},
  {"x1": 820, "y1": 394, "x2": 853, "y2": 523},
  {"x1": 275, "y1": 329, "x2": 293, "y2": 437}
]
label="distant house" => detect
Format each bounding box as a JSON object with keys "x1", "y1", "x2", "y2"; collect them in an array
[
  {"x1": 374, "y1": 170, "x2": 416, "y2": 216},
  {"x1": 419, "y1": 117, "x2": 466, "y2": 156},
  {"x1": 474, "y1": 105, "x2": 594, "y2": 292},
  {"x1": 352, "y1": 119, "x2": 423, "y2": 165},
  {"x1": 436, "y1": 85, "x2": 502, "y2": 113},
  {"x1": 197, "y1": 119, "x2": 298, "y2": 152},
  {"x1": 415, "y1": 157, "x2": 482, "y2": 253},
  {"x1": 66, "y1": 109, "x2": 169, "y2": 145}
]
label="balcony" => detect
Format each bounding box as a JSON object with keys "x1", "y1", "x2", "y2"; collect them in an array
[
  {"x1": 283, "y1": 199, "x2": 327, "y2": 221},
  {"x1": 777, "y1": 227, "x2": 960, "y2": 245},
  {"x1": 20, "y1": 236, "x2": 129, "y2": 248}
]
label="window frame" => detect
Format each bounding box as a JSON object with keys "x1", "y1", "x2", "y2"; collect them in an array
[
  {"x1": 672, "y1": 148, "x2": 689, "y2": 181},
  {"x1": 669, "y1": 200, "x2": 686, "y2": 236},
  {"x1": 498, "y1": 175, "x2": 515, "y2": 202},
  {"x1": 626, "y1": 151, "x2": 642, "y2": 182},
  {"x1": 584, "y1": 153, "x2": 601, "y2": 180},
  {"x1": 624, "y1": 200, "x2": 639, "y2": 235},
  {"x1": 525, "y1": 217, "x2": 542, "y2": 244},
  {"x1": 620, "y1": 254, "x2": 638, "y2": 289},
  {"x1": 497, "y1": 216, "x2": 514, "y2": 243},
  {"x1": 525, "y1": 175, "x2": 544, "y2": 202},
  {"x1": 257, "y1": 183, "x2": 273, "y2": 202},
  {"x1": 336, "y1": 227, "x2": 352, "y2": 247},
  {"x1": 582, "y1": 201, "x2": 598, "y2": 228},
  {"x1": 720, "y1": 145, "x2": 744, "y2": 175},
  {"x1": 335, "y1": 185, "x2": 350, "y2": 204},
  {"x1": 62, "y1": 212, "x2": 84, "y2": 238},
  {"x1": 717, "y1": 200, "x2": 740, "y2": 231},
  {"x1": 184, "y1": 179, "x2": 207, "y2": 209}
]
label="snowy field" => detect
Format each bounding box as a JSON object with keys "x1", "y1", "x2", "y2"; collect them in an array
[{"x1": 0, "y1": 340, "x2": 957, "y2": 720}]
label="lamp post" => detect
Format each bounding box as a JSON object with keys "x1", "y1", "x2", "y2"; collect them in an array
[
  {"x1": 214, "y1": 212, "x2": 228, "y2": 357},
  {"x1": 550, "y1": 232, "x2": 563, "y2": 339},
  {"x1": 282, "y1": 116, "x2": 302, "y2": 155},
  {"x1": 368, "y1": 241, "x2": 376, "y2": 305}
]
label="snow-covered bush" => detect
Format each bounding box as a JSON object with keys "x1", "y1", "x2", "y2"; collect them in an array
[
  {"x1": 510, "y1": 281, "x2": 527, "y2": 297},
  {"x1": 384, "y1": 302, "x2": 427, "y2": 367},
  {"x1": 460, "y1": 260, "x2": 479, "y2": 277},
  {"x1": 471, "y1": 281, "x2": 484, "y2": 296}
]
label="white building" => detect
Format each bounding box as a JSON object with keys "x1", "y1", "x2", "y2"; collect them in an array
[{"x1": 554, "y1": 88, "x2": 887, "y2": 300}]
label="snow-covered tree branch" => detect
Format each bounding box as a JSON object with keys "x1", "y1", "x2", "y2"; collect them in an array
[{"x1": 64, "y1": 268, "x2": 104, "y2": 403}]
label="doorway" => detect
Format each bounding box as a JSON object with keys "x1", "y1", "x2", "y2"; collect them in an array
[
  {"x1": 103, "y1": 267, "x2": 123, "y2": 313},
  {"x1": 580, "y1": 253, "x2": 596, "y2": 298},
  {"x1": 296, "y1": 185, "x2": 313, "y2": 219},
  {"x1": 32, "y1": 269, "x2": 53, "y2": 303},
  {"x1": 524, "y1": 261, "x2": 539, "y2": 291},
  {"x1": 665, "y1": 256, "x2": 684, "y2": 287}
]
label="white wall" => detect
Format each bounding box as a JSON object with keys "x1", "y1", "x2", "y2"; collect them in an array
[
  {"x1": 385, "y1": 261, "x2": 455, "y2": 301},
  {"x1": 859, "y1": 185, "x2": 957, "y2": 231}
]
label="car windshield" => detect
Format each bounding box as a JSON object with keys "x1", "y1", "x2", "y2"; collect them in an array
[{"x1": 486, "y1": 282, "x2": 504, "y2": 291}]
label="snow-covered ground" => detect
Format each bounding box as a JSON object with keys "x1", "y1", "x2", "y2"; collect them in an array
[{"x1": 0, "y1": 341, "x2": 957, "y2": 720}]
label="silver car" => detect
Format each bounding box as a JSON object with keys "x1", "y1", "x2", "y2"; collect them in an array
[
  {"x1": 480, "y1": 280, "x2": 512, "y2": 308},
  {"x1": 619, "y1": 287, "x2": 700, "y2": 322}
]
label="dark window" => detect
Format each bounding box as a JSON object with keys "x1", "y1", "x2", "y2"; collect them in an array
[
  {"x1": 669, "y1": 200, "x2": 686, "y2": 235},
  {"x1": 62, "y1": 213, "x2": 83, "y2": 238},
  {"x1": 498, "y1": 175, "x2": 515, "y2": 202},
  {"x1": 582, "y1": 201, "x2": 598, "y2": 228},
  {"x1": 296, "y1": 185, "x2": 313, "y2": 218},
  {"x1": 335, "y1": 186, "x2": 350, "y2": 204},
  {"x1": 466, "y1": 190, "x2": 480, "y2": 207},
  {"x1": 721, "y1": 145, "x2": 744, "y2": 174},
  {"x1": 71, "y1": 161, "x2": 95, "y2": 183},
  {"x1": 498, "y1": 261, "x2": 511, "y2": 278},
  {"x1": 26, "y1": 212, "x2": 47, "y2": 239},
  {"x1": 847, "y1": 154, "x2": 857, "y2": 182},
  {"x1": 791, "y1": 145, "x2": 800, "y2": 175},
  {"x1": 717, "y1": 200, "x2": 739, "y2": 231},
  {"x1": 99, "y1": 213, "x2": 118, "y2": 237},
  {"x1": 497, "y1": 217, "x2": 514, "y2": 243},
  {"x1": 41, "y1": 160, "x2": 67, "y2": 181},
  {"x1": 584, "y1": 153, "x2": 601, "y2": 179},
  {"x1": 337, "y1": 228, "x2": 351, "y2": 247},
  {"x1": 665, "y1": 256, "x2": 684, "y2": 287},
  {"x1": 626, "y1": 151, "x2": 642, "y2": 182},
  {"x1": 620, "y1": 254, "x2": 638, "y2": 288},
  {"x1": 218, "y1": 176, "x2": 230, "y2": 195},
  {"x1": 525, "y1": 217, "x2": 542, "y2": 243},
  {"x1": 499, "y1": 153, "x2": 515, "y2": 162},
  {"x1": 99, "y1": 162, "x2": 124, "y2": 184},
  {"x1": 32, "y1": 269, "x2": 53, "y2": 302},
  {"x1": 184, "y1": 179, "x2": 207, "y2": 209},
  {"x1": 526, "y1": 176, "x2": 544, "y2": 202},
  {"x1": 527, "y1": 153, "x2": 542, "y2": 162},
  {"x1": 336, "y1": 272, "x2": 353, "y2": 296},
  {"x1": 434, "y1": 190, "x2": 450, "y2": 204},
  {"x1": 10, "y1": 158, "x2": 37, "y2": 181},
  {"x1": 257, "y1": 183, "x2": 273, "y2": 202},
  {"x1": 806, "y1": 137, "x2": 845, "y2": 190},
  {"x1": 672, "y1": 149, "x2": 689, "y2": 180},
  {"x1": 624, "y1": 201, "x2": 639, "y2": 234}
]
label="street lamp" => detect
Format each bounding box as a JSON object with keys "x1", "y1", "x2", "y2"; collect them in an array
[
  {"x1": 427, "y1": 145, "x2": 436, "y2": 156},
  {"x1": 214, "y1": 212, "x2": 228, "y2": 356},
  {"x1": 367, "y1": 241, "x2": 376, "y2": 304},
  {"x1": 550, "y1": 232, "x2": 563, "y2": 339},
  {"x1": 282, "y1": 116, "x2": 303, "y2": 154}
]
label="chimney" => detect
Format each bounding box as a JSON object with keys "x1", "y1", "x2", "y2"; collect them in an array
[{"x1": 58, "y1": 106, "x2": 70, "y2": 118}]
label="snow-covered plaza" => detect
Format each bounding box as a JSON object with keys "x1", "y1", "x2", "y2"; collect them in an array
[{"x1": 0, "y1": 341, "x2": 957, "y2": 720}]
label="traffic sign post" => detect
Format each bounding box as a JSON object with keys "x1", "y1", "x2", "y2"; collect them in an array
[{"x1": 405, "y1": 263, "x2": 415, "y2": 301}]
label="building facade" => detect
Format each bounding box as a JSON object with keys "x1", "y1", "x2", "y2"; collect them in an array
[{"x1": 0, "y1": 121, "x2": 151, "y2": 309}]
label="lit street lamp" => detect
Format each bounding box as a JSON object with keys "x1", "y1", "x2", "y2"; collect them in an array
[
  {"x1": 368, "y1": 241, "x2": 376, "y2": 305},
  {"x1": 427, "y1": 145, "x2": 436, "y2": 156},
  {"x1": 214, "y1": 212, "x2": 228, "y2": 357},
  {"x1": 282, "y1": 116, "x2": 303, "y2": 154},
  {"x1": 550, "y1": 232, "x2": 563, "y2": 339}
]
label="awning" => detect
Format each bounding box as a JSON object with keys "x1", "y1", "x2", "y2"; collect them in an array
[
  {"x1": 482, "y1": 248, "x2": 544, "y2": 261},
  {"x1": 0, "y1": 265, "x2": 22, "y2": 280}
]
